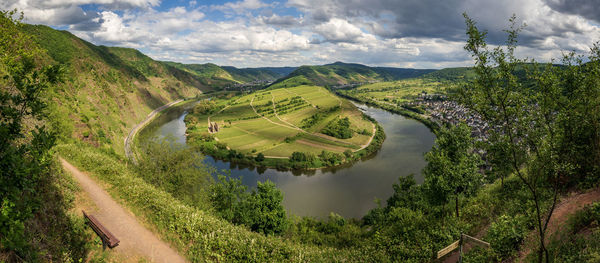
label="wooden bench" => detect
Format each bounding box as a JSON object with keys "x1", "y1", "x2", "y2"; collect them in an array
[{"x1": 82, "y1": 210, "x2": 120, "y2": 249}]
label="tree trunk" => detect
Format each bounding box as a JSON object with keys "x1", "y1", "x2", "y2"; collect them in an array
[{"x1": 455, "y1": 196, "x2": 459, "y2": 218}]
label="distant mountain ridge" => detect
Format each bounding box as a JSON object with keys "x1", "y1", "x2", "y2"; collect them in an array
[{"x1": 270, "y1": 61, "x2": 436, "y2": 88}]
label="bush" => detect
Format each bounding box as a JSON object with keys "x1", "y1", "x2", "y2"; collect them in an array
[
  {"x1": 322, "y1": 117, "x2": 353, "y2": 139},
  {"x1": 241, "y1": 181, "x2": 288, "y2": 235},
  {"x1": 211, "y1": 176, "x2": 288, "y2": 235},
  {"x1": 569, "y1": 202, "x2": 600, "y2": 233},
  {"x1": 137, "y1": 138, "x2": 213, "y2": 209},
  {"x1": 487, "y1": 215, "x2": 526, "y2": 259}
]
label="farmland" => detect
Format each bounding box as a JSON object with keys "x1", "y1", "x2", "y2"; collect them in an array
[
  {"x1": 337, "y1": 78, "x2": 447, "y2": 106},
  {"x1": 185, "y1": 85, "x2": 381, "y2": 168},
  {"x1": 335, "y1": 78, "x2": 450, "y2": 131}
]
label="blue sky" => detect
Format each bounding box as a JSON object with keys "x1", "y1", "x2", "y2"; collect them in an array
[{"x1": 2, "y1": 0, "x2": 600, "y2": 68}]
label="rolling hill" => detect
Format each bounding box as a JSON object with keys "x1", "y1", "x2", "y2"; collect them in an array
[{"x1": 270, "y1": 62, "x2": 435, "y2": 88}]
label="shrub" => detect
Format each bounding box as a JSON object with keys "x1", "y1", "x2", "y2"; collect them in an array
[
  {"x1": 322, "y1": 117, "x2": 353, "y2": 139},
  {"x1": 487, "y1": 215, "x2": 526, "y2": 259},
  {"x1": 240, "y1": 181, "x2": 288, "y2": 235}
]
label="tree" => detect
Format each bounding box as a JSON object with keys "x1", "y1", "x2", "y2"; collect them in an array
[
  {"x1": 460, "y1": 14, "x2": 575, "y2": 262},
  {"x1": 210, "y1": 177, "x2": 288, "y2": 235},
  {"x1": 210, "y1": 174, "x2": 249, "y2": 223},
  {"x1": 0, "y1": 9, "x2": 61, "y2": 257},
  {"x1": 137, "y1": 138, "x2": 214, "y2": 208},
  {"x1": 240, "y1": 181, "x2": 288, "y2": 235},
  {"x1": 423, "y1": 123, "x2": 482, "y2": 218},
  {"x1": 255, "y1": 152, "x2": 265, "y2": 162}
]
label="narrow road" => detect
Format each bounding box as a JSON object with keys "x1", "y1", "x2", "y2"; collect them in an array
[
  {"x1": 60, "y1": 158, "x2": 187, "y2": 263},
  {"x1": 124, "y1": 99, "x2": 184, "y2": 163}
]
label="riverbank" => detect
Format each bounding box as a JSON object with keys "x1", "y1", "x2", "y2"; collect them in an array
[
  {"x1": 335, "y1": 91, "x2": 441, "y2": 134},
  {"x1": 124, "y1": 99, "x2": 187, "y2": 163},
  {"x1": 185, "y1": 121, "x2": 385, "y2": 171},
  {"x1": 182, "y1": 87, "x2": 386, "y2": 170}
]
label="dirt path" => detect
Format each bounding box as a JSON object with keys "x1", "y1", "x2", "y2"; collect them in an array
[
  {"x1": 355, "y1": 123, "x2": 376, "y2": 152},
  {"x1": 60, "y1": 158, "x2": 187, "y2": 263},
  {"x1": 516, "y1": 188, "x2": 600, "y2": 262}
]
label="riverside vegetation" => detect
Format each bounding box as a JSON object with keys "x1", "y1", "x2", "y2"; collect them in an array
[{"x1": 2, "y1": 8, "x2": 600, "y2": 263}]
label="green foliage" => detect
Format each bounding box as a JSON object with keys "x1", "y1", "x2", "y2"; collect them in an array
[
  {"x1": 569, "y1": 202, "x2": 600, "y2": 233},
  {"x1": 422, "y1": 67, "x2": 477, "y2": 83},
  {"x1": 211, "y1": 176, "x2": 288, "y2": 235},
  {"x1": 210, "y1": 175, "x2": 248, "y2": 223},
  {"x1": 285, "y1": 213, "x2": 365, "y2": 249},
  {"x1": 58, "y1": 143, "x2": 369, "y2": 262},
  {"x1": 321, "y1": 117, "x2": 353, "y2": 139},
  {"x1": 460, "y1": 13, "x2": 600, "y2": 261},
  {"x1": 386, "y1": 175, "x2": 427, "y2": 212},
  {"x1": 241, "y1": 181, "x2": 288, "y2": 235},
  {"x1": 0, "y1": 8, "x2": 58, "y2": 256},
  {"x1": 486, "y1": 215, "x2": 526, "y2": 259},
  {"x1": 191, "y1": 99, "x2": 220, "y2": 115},
  {"x1": 423, "y1": 123, "x2": 482, "y2": 217},
  {"x1": 300, "y1": 105, "x2": 340, "y2": 129},
  {"x1": 220, "y1": 66, "x2": 285, "y2": 83},
  {"x1": 0, "y1": 10, "x2": 87, "y2": 261},
  {"x1": 289, "y1": 152, "x2": 317, "y2": 169},
  {"x1": 318, "y1": 151, "x2": 344, "y2": 166},
  {"x1": 255, "y1": 152, "x2": 265, "y2": 162},
  {"x1": 137, "y1": 138, "x2": 213, "y2": 209},
  {"x1": 272, "y1": 62, "x2": 434, "y2": 87},
  {"x1": 548, "y1": 202, "x2": 600, "y2": 262}
]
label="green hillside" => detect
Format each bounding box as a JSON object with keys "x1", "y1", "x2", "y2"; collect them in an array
[
  {"x1": 421, "y1": 67, "x2": 477, "y2": 82},
  {"x1": 22, "y1": 24, "x2": 211, "y2": 154},
  {"x1": 164, "y1": 62, "x2": 241, "y2": 86},
  {"x1": 221, "y1": 66, "x2": 286, "y2": 82},
  {"x1": 271, "y1": 62, "x2": 435, "y2": 87}
]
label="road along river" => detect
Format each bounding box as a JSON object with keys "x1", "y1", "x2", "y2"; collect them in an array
[{"x1": 138, "y1": 101, "x2": 435, "y2": 219}]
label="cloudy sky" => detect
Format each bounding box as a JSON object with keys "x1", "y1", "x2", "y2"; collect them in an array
[{"x1": 2, "y1": 0, "x2": 600, "y2": 68}]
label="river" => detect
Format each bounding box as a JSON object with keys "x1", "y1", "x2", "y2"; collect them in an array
[{"x1": 140, "y1": 101, "x2": 435, "y2": 219}]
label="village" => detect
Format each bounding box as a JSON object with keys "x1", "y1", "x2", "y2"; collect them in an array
[{"x1": 409, "y1": 93, "x2": 490, "y2": 142}]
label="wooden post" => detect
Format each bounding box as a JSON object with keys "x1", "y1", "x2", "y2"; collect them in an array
[{"x1": 459, "y1": 233, "x2": 463, "y2": 263}]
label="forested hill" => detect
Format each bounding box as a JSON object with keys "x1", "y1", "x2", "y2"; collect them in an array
[{"x1": 269, "y1": 61, "x2": 435, "y2": 87}]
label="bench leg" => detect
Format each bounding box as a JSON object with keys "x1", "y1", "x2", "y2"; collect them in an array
[{"x1": 102, "y1": 240, "x2": 107, "y2": 251}]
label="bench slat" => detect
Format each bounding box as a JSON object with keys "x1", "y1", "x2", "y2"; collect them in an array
[{"x1": 83, "y1": 210, "x2": 120, "y2": 248}]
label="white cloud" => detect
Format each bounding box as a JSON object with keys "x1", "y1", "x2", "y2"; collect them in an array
[
  {"x1": 211, "y1": 0, "x2": 269, "y2": 14},
  {"x1": 3, "y1": 0, "x2": 600, "y2": 68},
  {"x1": 314, "y1": 18, "x2": 366, "y2": 43}
]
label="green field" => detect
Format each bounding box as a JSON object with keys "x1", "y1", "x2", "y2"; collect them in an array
[
  {"x1": 187, "y1": 85, "x2": 375, "y2": 159},
  {"x1": 339, "y1": 78, "x2": 447, "y2": 106}
]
